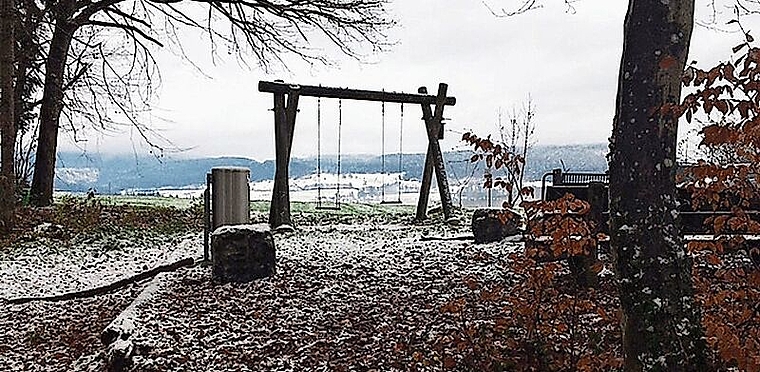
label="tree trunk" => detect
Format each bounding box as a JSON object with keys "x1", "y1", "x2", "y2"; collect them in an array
[
  {"x1": 609, "y1": 1, "x2": 707, "y2": 370},
  {"x1": 13, "y1": 0, "x2": 34, "y2": 135},
  {"x1": 29, "y1": 19, "x2": 74, "y2": 207},
  {"x1": 0, "y1": 0, "x2": 16, "y2": 231}
]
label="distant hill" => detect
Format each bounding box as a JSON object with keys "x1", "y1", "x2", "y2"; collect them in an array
[{"x1": 54, "y1": 143, "x2": 608, "y2": 192}]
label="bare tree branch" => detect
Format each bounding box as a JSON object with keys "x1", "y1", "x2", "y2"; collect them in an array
[
  {"x1": 483, "y1": 0, "x2": 577, "y2": 17},
  {"x1": 84, "y1": 20, "x2": 164, "y2": 45}
]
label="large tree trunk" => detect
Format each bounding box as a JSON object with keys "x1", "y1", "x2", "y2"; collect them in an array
[
  {"x1": 609, "y1": 1, "x2": 707, "y2": 370},
  {"x1": 0, "y1": 0, "x2": 16, "y2": 230},
  {"x1": 13, "y1": 0, "x2": 35, "y2": 135},
  {"x1": 29, "y1": 19, "x2": 74, "y2": 207}
]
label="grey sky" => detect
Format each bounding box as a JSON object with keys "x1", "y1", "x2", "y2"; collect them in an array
[{"x1": 59, "y1": 0, "x2": 750, "y2": 161}]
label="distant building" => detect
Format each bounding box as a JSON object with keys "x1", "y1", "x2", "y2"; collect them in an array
[{"x1": 120, "y1": 188, "x2": 159, "y2": 196}]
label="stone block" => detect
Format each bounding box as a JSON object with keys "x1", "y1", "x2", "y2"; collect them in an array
[
  {"x1": 471, "y1": 208, "x2": 522, "y2": 244},
  {"x1": 211, "y1": 224, "x2": 275, "y2": 282}
]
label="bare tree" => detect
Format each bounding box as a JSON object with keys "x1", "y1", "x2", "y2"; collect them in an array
[
  {"x1": 461, "y1": 98, "x2": 537, "y2": 211},
  {"x1": 0, "y1": 0, "x2": 16, "y2": 230},
  {"x1": 490, "y1": 97, "x2": 536, "y2": 207},
  {"x1": 28, "y1": 0, "x2": 395, "y2": 206},
  {"x1": 502, "y1": 97, "x2": 536, "y2": 206},
  {"x1": 14, "y1": 123, "x2": 37, "y2": 190},
  {"x1": 12, "y1": 0, "x2": 46, "y2": 193},
  {"x1": 482, "y1": 0, "x2": 578, "y2": 17}
]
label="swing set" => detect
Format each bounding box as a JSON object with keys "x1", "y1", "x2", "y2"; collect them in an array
[
  {"x1": 379, "y1": 99, "x2": 405, "y2": 205},
  {"x1": 259, "y1": 80, "x2": 457, "y2": 228},
  {"x1": 315, "y1": 95, "x2": 405, "y2": 209}
]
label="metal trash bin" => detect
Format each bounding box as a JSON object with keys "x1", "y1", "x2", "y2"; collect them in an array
[
  {"x1": 204, "y1": 167, "x2": 250, "y2": 261},
  {"x1": 211, "y1": 167, "x2": 251, "y2": 228}
]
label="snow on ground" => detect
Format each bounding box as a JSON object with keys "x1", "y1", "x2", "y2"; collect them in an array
[
  {"x1": 0, "y1": 230, "x2": 202, "y2": 299},
  {"x1": 121, "y1": 223, "x2": 521, "y2": 371},
  {"x1": 0, "y1": 209, "x2": 521, "y2": 371},
  {"x1": 0, "y1": 285, "x2": 144, "y2": 372},
  {"x1": 0, "y1": 227, "x2": 204, "y2": 372}
]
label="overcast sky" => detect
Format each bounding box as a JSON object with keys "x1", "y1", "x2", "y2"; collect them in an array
[{"x1": 58, "y1": 0, "x2": 751, "y2": 161}]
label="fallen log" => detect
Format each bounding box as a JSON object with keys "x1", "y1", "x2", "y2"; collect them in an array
[
  {"x1": 5, "y1": 257, "x2": 195, "y2": 305},
  {"x1": 101, "y1": 272, "x2": 169, "y2": 372}
]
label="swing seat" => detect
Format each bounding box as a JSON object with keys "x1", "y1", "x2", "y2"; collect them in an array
[
  {"x1": 380, "y1": 200, "x2": 403, "y2": 205},
  {"x1": 315, "y1": 205, "x2": 341, "y2": 211}
]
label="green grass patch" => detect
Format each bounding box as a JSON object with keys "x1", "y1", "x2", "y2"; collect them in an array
[{"x1": 75, "y1": 195, "x2": 196, "y2": 209}]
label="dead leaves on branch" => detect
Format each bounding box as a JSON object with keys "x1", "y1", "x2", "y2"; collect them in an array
[
  {"x1": 677, "y1": 36, "x2": 760, "y2": 372},
  {"x1": 435, "y1": 253, "x2": 622, "y2": 371},
  {"x1": 693, "y1": 248, "x2": 760, "y2": 372},
  {"x1": 461, "y1": 131, "x2": 533, "y2": 197},
  {"x1": 675, "y1": 45, "x2": 760, "y2": 129},
  {"x1": 522, "y1": 194, "x2": 600, "y2": 260}
]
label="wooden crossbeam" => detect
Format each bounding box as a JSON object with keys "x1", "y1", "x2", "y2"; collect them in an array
[{"x1": 259, "y1": 80, "x2": 456, "y2": 106}]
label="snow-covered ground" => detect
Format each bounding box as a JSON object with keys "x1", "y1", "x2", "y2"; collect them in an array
[
  {"x1": 0, "y1": 209, "x2": 523, "y2": 371},
  {"x1": 0, "y1": 230, "x2": 202, "y2": 299},
  {"x1": 0, "y1": 227, "x2": 204, "y2": 372},
  {"x1": 119, "y1": 222, "x2": 521, "y2": 371}
]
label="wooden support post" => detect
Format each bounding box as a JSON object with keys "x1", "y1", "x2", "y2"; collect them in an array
[
  {"x1": 415, "y1": 84, "x2": 454, "y2": 222},
  {"x1": 430, "y1": 84, "x2": 455, "y2": 221},
  {"x1": 416, "y1": 149, "x2": 434, "y2": 221},
  {"x1": 285, "y1": 89, "x2": 300, "y2": 156},
  {"x1": 268, "y1": 88, "x2": 300, "y2": 228}
]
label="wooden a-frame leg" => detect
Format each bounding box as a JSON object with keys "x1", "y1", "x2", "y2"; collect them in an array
[
  {"x1": 415, "y1": 84, "x2": 454, "y2": 222},
  {"x1": 269, "y1": 89, "x2": 300, "y2": 228}
]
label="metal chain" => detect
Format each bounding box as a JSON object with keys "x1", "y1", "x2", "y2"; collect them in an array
[
  {"x1": 336, "y1": 99, "x2": 342, "y2": 207},
  {"x1": 317, "y1": 97, "x2": 322, "y2": 207},
  {"x1": 398, "y1": 102, "x2": 404, "y2": 202},
  {"x1": 381, "y1": 99, "x2": 386, "y2": 202}
]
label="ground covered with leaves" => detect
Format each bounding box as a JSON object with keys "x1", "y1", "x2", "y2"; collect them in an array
[
  {"x1": 127, "y1": 223, "x2": 526, "y2": 371},
  {"x1": 1, "y1": 197, "x2": 757, "y2": 371},
  {"x1": 0, "y1": 198, "x2": 202, "y2": 371}
]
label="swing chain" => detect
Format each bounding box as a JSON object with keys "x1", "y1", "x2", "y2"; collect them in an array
[
  {"x1": 336, "y1": 99, "x2": 342, "y2": 207},
  {"x1": 317, "y1": 96, "x2": 322, "y2": 208},
  {"x1": 381, "y1": 99, "x2": 386, "y2": 201},
  {"x1": 398, "y1": 102, "x2": 404, "y2": 201}
]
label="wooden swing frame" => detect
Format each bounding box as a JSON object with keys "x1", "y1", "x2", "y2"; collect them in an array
[{"x1": 258, "y1": 80, "x2": 456, "y2": 228}]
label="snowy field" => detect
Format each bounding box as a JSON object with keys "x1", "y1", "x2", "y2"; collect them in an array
[{"x1": 0, "y1": 205, "x2": 524, "y2": 371}]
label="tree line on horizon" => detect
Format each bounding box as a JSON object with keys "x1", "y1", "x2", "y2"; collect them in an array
[{"x1": 50, "y1": 143, "x2": 608, "y2": 191}]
